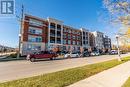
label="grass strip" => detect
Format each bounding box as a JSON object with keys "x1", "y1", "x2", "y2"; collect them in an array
[{"x1": 122, "y1": 77, "x2": 130, "y2": 87}]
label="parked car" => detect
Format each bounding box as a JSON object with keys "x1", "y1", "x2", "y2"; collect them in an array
[
  {"x1": 26, "y1": 51, "x2": 58, "y2": 62},
  {"x1": 90, "y1": 51, "x2": 100, "y2": 56},
  {"x1": 64, "y1": 52, "x2": 80, "y2": 58},
  {"x1": 109, "y1": 50, "x2": 118, "y2": 55},
  {"x1": 82, "y1": 51, "x2": 90, "y2": 57}
]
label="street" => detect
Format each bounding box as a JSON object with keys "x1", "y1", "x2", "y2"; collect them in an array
[{"x1": 0, "y1": 53, "x2": 129, "y2": 83}]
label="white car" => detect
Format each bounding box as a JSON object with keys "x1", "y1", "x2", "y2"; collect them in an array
[
  {"x1": 90, "y1": 52, "x2": 100, "y2": 56},
  {"x1": 64, "y1": 53, "x2": 79, "y2": 58}
]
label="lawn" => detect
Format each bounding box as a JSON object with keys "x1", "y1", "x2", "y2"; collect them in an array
[
  {"x1": 0, "y1": 56, "x2": 130, "y2": 87},
  {"x1": 122, "y1": 77, "x2": 130, "y2": 87}
]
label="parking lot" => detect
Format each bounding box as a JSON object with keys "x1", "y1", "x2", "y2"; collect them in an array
[{"x1": 0, "y1": 53, "x2": 130, "y2": 83}]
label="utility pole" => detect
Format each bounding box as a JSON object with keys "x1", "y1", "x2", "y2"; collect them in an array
[{"x1": 17, "y1": 5, "x2": 24, "y2": 59}]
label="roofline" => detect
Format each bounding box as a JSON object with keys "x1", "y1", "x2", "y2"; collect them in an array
[{"x1": 24, "y1": 14, "x2": 47, "y2": 21}]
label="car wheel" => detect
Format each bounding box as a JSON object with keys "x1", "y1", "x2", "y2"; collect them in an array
[
  {"x1": 30, "y1": 58, "x2": 35, "y2": 62},
  {"x1": 76, "y1": 55, "x2": 79, "y2": 58},
  {"x1": 68, "y1": 55, "x2": 71, "y2": 58},
  {"x1": 50, "y1": 58, "x2": 53, "y2": 60}
]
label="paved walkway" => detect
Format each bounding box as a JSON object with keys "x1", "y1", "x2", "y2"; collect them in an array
[{"x1": 69, "y1": 60, "x2": 130, "y2": 87}]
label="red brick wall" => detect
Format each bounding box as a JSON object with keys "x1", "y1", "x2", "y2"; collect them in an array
[{"x1": 22, "y1": 15, "x2": 48, "y2": 43}]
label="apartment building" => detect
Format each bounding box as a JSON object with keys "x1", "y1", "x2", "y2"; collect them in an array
[
  {"x1": 63, "y1": 25, "x2": 82, "y2": 52},
  {"x1": 92, "y1": 31, "x2": 104, "y2": 51},
  {"x1": 21, "y1": 14, "x2": 48, "y2": 55},
  {"x1": 89, "y1": 32, "x2": 95, "y2": 51},
  {"x1": 47, "y1": 18, "x2": 63, "y2": 52},
  {"x1": 104, "y1": 35, "x2": 111, "y2": 51},
  {"x1": 21, "y1": 14, "x2": 111, "y2": 55},
  {"x1": 80, "y1": 28, "x2": 90, "y2": 51}
]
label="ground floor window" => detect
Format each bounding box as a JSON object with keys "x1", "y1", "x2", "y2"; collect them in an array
[
  {"x1": 63, "y1": 46, "x2": 66, "y2": 51},
  {"x1": 27, "y1": 44, "x2": 41, "y2": 51}
]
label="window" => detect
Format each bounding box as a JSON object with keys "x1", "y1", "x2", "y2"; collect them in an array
[
  {"x1": 73, "y1": 36, "x2": 76, "y2": 39},
  {"x1": 77, "y1": 42, "x2": 79, "y2": 45},
  {"x1": 63, "y1": 28, "x2": 66, "y2": 32},
  {"x1": 29, "y1": 19, "x2": 43, "y2": 27},
  {"x1": 27, "y1": 44, "x2": 41, "y2": 51},
  {"x1": 57, "y1": 24, "x2": 61, "y2": 30},
  {"x1": 28, "y1": 35, "x2": 42, "y2": 42},
  {"x1": 68, "y1": 40, "x2": 71, "y2": 45},
  {"x1": 73, "y1": 41, "x2": 76, "y2": 45},
  {"x1": 63, "y1": 40, "x2": 66, "y2": 44},
  {"x1": 68, "y1": 34, "x2": 71, "y2": 39},
  {"x1": 28, "y1": 27, "x2": 42, "y2": 35},
  {"x1": 63, "y1": 34, "x2": 67, "y2": 38},
  {"x1": 63, "y1": 46, "x2": 66, "y2": 50},
  {"x1": 77, "y1": 36, "x2": 80, "y2": 40},
  {"x1": 68, "y1": 30, "x2": 71, "y2": 33},
  {"x1": 50, "y1": 23, "x2": 55, "y2": 29}
]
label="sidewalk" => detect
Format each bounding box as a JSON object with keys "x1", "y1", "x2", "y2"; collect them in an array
[{"x1": 68, "y1": 60, "x2": 130, "y2": 87}]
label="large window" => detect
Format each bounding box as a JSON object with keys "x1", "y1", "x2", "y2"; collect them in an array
[
  {"x1": 73, "y1": 41, "x2": 76, "y2": 45},
  {"x1": 68, "y1": 34, "x2": 71, "y2": 39},
  {"x1": 69, "y1": 30, "x2": 71, "y2": 33},
  {"x1": 73, "y1": 36, "x2": 76, "y2": 39},
  {"x1": 68, "y1": 40, "x2": 71, "y2": 45},
  {"x1": 63, "y1": 40, "x2": 66, "y2": 44},
  {"x1": 50, "y1": 23, "x2": 55, "y2": 29},
  {"x1": 27, "y1": 44, "x2": 41, "y2": 51},
  {"x1": 63, "y1": 34, "x2": 67, "y2": 38},
  {"x1": 29, "y1": 19, "x2": 43, "y2": 27},
  {"x1": 77, "y1": 41, "x2": 79, "y2": 45},
  {"x1": 28, "y1": 35, "x2": 42, "y2": 42},
  {"x1": 28, "y1": 27, "x2": 42, "y2": 35}
]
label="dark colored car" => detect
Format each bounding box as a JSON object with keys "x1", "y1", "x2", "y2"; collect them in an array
[
  {"x1": 82, "y1": 51, "x2": 90, "y2": 57},
  {"x1": 26, "y1": 51, "x2": 58, "y2": 62}
]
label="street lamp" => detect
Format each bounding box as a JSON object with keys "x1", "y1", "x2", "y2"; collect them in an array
[
  {"x1": 115, "y1": 34, "x2": 121, "y2": 61},
  {"x1": 17, "y1": 34, "x2": 21, "y2": 59}
]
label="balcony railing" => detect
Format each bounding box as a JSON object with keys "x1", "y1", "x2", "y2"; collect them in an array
[
  {"x1": 57, "y1": 34, "x2": 61, "y2": 36},
  {"x1": 50, "y1": 40, "x2": 55, "y2": 43},
  {"x1": 50, "y1": 26, "x2": 55, "y2": 29},
  {"x1": 50, "y1": 34, "x2": 55, "y2": 37},
  {"x1": 57, "y1": 41, "x2": 61, "y2": 44},
  {"x1": 57, "y1": 28, "x2": 61, "y2": 31}
]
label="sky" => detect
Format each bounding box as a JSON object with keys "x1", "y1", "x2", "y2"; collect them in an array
[{"x1": 0, "y1": 0, "x2": 118, "y2": 48}]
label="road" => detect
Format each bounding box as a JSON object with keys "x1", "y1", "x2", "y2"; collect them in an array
[{"x1": 0, "y1": 53, "x2": 129, "y2": 83}]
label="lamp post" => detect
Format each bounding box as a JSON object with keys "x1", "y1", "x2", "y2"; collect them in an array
[
  {"x1": 115, "y1": 34, "x2": 121, "y2": 61},
  {"x1": 17, "y1": 5, "x2": 24, "y2": 59}
]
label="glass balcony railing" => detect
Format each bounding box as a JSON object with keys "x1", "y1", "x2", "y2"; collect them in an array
[
  {"x1": 50, "y1": 40, "x2": 55, "y2": 43},
  {"x1": 50, "y1": 34, "x2": 55, "y2": 37},
  {"x1": 50, "y1": 26, "x2": 55, "y2": 29},
  {"x1": 57, "y1": 28, "x2": 61, "y2": 31},
  {"x1": 57, "y1": 34, "x2": 61, "y2": 36},
  {"x1": 57, "y1": 41, "x2": 61, "y2": 44}
]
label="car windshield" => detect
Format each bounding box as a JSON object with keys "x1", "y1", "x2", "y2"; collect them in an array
[{"x1": 72, "y1": 52, "x2": 76, "y2": 54}]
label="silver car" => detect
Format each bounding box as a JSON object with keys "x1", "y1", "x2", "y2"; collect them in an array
[{"x1": 64, "y1": 52, "x2": 80, "y2": 58}]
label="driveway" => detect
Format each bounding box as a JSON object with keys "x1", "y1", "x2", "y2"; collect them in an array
[{"x1": 0, "y1": 53, "x2": 129, "y2": 83}]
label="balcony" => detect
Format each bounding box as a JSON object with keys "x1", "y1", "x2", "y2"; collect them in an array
[
  {"x1": 50, "y1": 40, "x2": 55, "y2": 43},
  {"x1": 50, "y1": 26, "x2": 55, "y2": 30},
  {"x1": 50, "y1": 33, "x2": 55, "y2": 37},
  {"x1": 57, "y1": 34, "x2": 61, "y2": 38},
  {"x1": 57, "y1": 28, "x2": 61, "y2": 31},
  {"x1": 57, "y1": 40, "x2": 61, "y2": 44}
]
